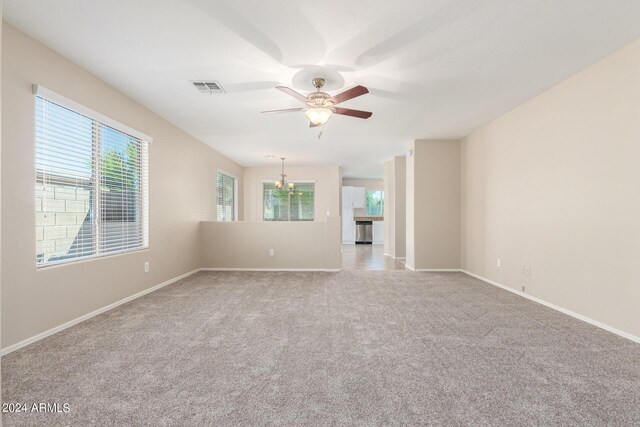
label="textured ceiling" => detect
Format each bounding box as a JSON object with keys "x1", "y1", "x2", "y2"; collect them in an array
[{"x1": 5, "y1": 0, "x2": 640, "y2": 177}]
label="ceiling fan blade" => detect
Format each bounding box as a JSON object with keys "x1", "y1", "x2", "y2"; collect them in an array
[
  {"x1": 334, "y1": 107, "x2": 373, "y2": 119},
  {"x1": 309, "y1": 122, "x2": 319, "y2": 128},
  {"x1": 276, "y1": 86, "x2": 309, "y2": 103},
  {"x1": 261, "y1": 108, "x2": 304, "y2": 114},
  {"x1": 329, "y1": 85, "x2": 369, "y2": 104}
]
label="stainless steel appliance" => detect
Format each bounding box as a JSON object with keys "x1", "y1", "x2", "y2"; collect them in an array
[{"x1": 355, "y1": 220, "x2": 373, "y2": 244}]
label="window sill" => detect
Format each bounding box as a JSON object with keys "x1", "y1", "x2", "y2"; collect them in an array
[{"x1": 36, "y1": 247, "x2": 150, "y2": 270}]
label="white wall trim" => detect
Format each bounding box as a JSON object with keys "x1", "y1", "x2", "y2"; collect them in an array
[
  {"x1": 8, "y1": 266, "x2": 635, "y2": 356},
  {"x1": 461, "y1": 269, "x2": 640, "y2": 345},
  {"x1": 200, "y1": 268, "x2": 341, "y2": 272},
  {"x1": 402, "y1": 264, "x2": 459, "y2": 271},
  {"x1": 1, "y1": 268, "x2": 201, "y2": 356},
  {"x1": 383, "y1": 253, "x2": 406, "y2": 261}
]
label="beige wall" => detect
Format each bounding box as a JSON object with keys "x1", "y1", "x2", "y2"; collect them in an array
[
  {"x1": 1, "y1": 23, "x2": 244, "y2": 349},
  {"x1": 406, "y1": 147, "x2": 415, "y2": 267},
  {"x1": 342, "y1": 178, "x2": 384, "y2": 217},
  {"x1": 243, "y1": 166, "x2": 341, "y2": 222},
  {"x1": 1, "y1": 3, "x2": 4, "y2": 409},
  {"x1": 407, "y1": 140, "x2": 460, "y2": 270},
  {"x1": 383, "y1": 161, "x2": 392, "y2": 253},
  {"x1": 201, "y1": 217, "x2": 341, "y2": 270},
  {"x1": 383, "y1": 157, "x2": 405, "y2": 258},
  {"x1": 341, "y1": 178, "x2": 383, "y2": 189},
  {"x1": 394, "y1": 158, "x2": 406, "y2": 258},
  {"x1": 461, "y1": 38, "x2": 640, "y2": 338},
  {"x1": 338, "y1": 167, "x2": 343, "y2": 212}
]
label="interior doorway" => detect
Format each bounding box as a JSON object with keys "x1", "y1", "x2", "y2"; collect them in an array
[{"x1": 341, "y1": 244, "x2": 405, "y2": 271}]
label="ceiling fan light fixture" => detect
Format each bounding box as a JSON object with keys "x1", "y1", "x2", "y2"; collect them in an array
[
  {"x1": 264, "y1": 79, "x2": 371, "y2": 126},
  {"x1": 305, "y1": 107, "x2": 333, "y2": 126}
]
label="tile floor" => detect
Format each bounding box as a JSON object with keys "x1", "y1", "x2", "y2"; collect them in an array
[{"x1": 341, "y1": 244, "x2": 406, "y2": 271}]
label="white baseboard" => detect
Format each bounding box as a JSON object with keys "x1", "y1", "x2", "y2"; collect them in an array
[
  {"x1": 200, "y1": 267, "x2": 341, "y2": 272},
  {"x1": 403, "y1": 264, "x2": 460, "y2": 272},
  {"x1": 1, "y1": 268, "x2": 201, "y2": 356},
  {"x1": 461, "y1": 269, "x2": 640, "y2": 345},
  {"x1": 2, "y1": 267, "x2": 343, "y2": 355},
  {"x1": 383, "y1": 253, "x2": 407, "y2": 261},
  {"x1": 10, "y1": 266, "x2": 634, "y2": 356}
]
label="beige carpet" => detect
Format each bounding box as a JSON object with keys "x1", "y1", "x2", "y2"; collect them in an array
[{"x1": 3, "y1": 271, "x2": 640, "y2": 426}]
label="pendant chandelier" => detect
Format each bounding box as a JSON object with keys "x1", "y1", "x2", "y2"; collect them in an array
[{"x1": 275, "y1": 157, "x2": 294, "y2": 192}]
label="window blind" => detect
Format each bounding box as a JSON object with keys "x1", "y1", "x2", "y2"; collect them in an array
[
  {"x1": 263, "y1": 182, "x2": 314, "y2": 221},
  {"x1": 216, "y1": 171, "x2": 235, "y2": 221},
  {"x1": 35, "y1": 95, "x2": 149, "y2": 266}
]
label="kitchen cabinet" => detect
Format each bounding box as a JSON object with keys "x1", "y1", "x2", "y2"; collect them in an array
[
  {"x1": 352, "y1": 187, "x2": 366, "y2": 208},
  {"x1": 342, "y1": 208, "x2": 355, "y2": 244},
  {"x1": 342, "y1": 186, "x2": 365, "y2": 209},
  {"x1": 373, "y1": 220, "x2": 384, "y2": 244},
  {"x1": 342, "y1": 185, "x2": 366, "y2": 243},
  {"x1": 342, "y1": 186, "x2": 354, "y2": 209}
]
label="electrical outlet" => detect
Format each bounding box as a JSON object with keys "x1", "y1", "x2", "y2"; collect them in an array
[
  {"x1": 144, "y1": 261, "x2": 150, "y2": 273},
  {"x1": 269, "y1": 249, "x2": 274, "y2": 257},
  {"x1": 497, "y1": 258, "x2": 501, "y2": 268},
  {"x1": 524, "y1": 265, "x2": 531, "y2": 276}
]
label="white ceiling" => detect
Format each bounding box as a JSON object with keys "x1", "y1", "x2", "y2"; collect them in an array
[{"x1": 5, "y1": 1, "x2": 640, "y2": 178}]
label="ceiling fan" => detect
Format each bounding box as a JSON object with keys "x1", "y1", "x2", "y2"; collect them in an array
[{"x1": 262, "y1": 78, "x2": 373, "y2": 127}]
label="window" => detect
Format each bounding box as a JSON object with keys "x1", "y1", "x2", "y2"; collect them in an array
[
  {"x1": 366, "y1": 189, "x2": 384, "y2": 216},
  {"x1": 35, "y1": 91, "x2": 149, "y2": 267},
  {"x1": 216, "y1": 171, "x2": 236, "y2": 221},
  {"x1": 263, "y1": 182, "x2": 314, "y2": 221}
]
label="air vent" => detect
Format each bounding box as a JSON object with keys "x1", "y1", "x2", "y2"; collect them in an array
[{"x1": 192, "y1": 81, "x2": 225, "y2": 94}]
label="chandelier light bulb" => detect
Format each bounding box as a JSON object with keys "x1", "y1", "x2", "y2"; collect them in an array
[
  {"x1": 305, "y1": 107, "x2": 333, "y2": 126},
  {"x1": 275, "y1": 157, "x2": 293, "y2": 192}
]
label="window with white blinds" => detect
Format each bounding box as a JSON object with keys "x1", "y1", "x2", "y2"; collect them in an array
[
  {"x1": 263, "y1": 182, "x2": 315, "y2": 221},
  {"x1": 216, "y1": 171, "x2": 236, "y2": 221},
  {"x1": 35, "y1": 93, "x2": 149, "y2": 267}
]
